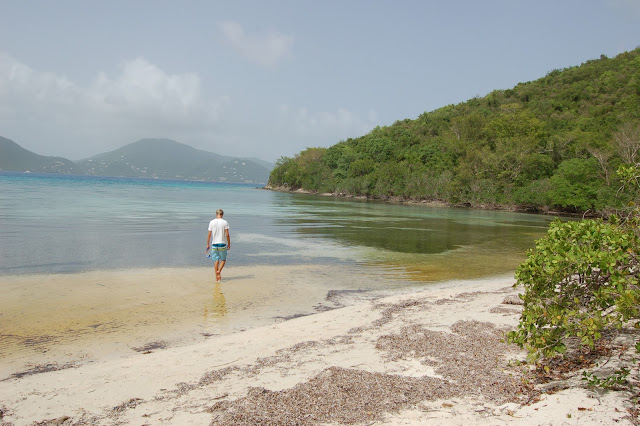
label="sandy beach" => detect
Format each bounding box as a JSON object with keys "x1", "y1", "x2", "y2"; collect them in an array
[
  {"x1": 0, "y1": 272, "x2": 634, "y2": 425},
  {"x1": 0, "y1": 264, "x2": 415, "y2": 380}
]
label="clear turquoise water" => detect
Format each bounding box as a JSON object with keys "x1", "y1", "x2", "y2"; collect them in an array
[{"x1": 0, "y1": 171, "x2": 555, "y2": 279}]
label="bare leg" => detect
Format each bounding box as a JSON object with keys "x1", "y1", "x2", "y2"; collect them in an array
[
  {"x1": 214, "y1": 260, "x2": 221, "y2": 282},
  {"x1": 216, "y1": 260, "x2": 226, "y2": 282}
]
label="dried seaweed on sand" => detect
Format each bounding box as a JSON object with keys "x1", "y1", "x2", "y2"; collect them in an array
[
  {"x1": 208, "y1": 367, "x2": 456, "y2": 425},
  {"x1": 208, "y1": 320, "x2": 533, "y2": 425}
]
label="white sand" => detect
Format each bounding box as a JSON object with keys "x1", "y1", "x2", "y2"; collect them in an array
[{"x1": 0, "y1": 276, "x2": 632, "y2": 425}]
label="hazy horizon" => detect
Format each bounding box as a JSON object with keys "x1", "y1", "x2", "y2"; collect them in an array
[{"x1": 1, "y1": 0, "x2": 639, "y2": 163}]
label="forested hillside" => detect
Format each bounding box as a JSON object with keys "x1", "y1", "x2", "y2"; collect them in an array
[{"x1": 268, "y1": 49, "x2": 640, "y2": 213}]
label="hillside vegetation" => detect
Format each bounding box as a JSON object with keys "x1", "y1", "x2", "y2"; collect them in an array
[{"x1": 269, "y1": 49, "x2": 640, "y2": 213}]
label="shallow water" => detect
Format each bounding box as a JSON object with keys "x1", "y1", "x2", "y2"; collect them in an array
[
  {"x1": 0, "y1": 172, "x2": 553, "y2": 277},
  {"x1": 0, "y1": 172, "x2": 556, "y2": 378},
  {"x1": 0, "y1": 264, "x2": 412, "y2": 378}
]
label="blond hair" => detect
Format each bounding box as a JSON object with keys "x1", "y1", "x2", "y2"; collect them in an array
[{"x1": 216, "y1": 209, "x2": 224, "y2": 216}]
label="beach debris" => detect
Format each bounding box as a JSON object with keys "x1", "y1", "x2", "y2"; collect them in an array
[
  {"x1": 288, "y1": 340, "x2": 322, "y2": 353},
  {"x1": 435, "y1": 291, "x2": 496, "y2": 306},
  {"x1": 502, "y1": 295, "x2": 524, "y2": 305},
  {"x1": 149, "y1": 366, "x2": 240, "y2": 403},
  {"x1": 207, "y1": 366, "x2": 457, "y2": 424},
  {"x1": 132, "y1": 340, "x2": 167, "y2": 353},
  {"x1": 489, "y1": 305, "x2": 522, "y2": 315},
  {"x1": 112, "y1": 397, "x2": 144, "y2": 413},
  {"x1": 349, "y1": 298, "x2": 429, "y2": 334},
  {"x1": 21, "y1": 334, "x2": 57, "y2": 347},
  {"x1": 325, "y1": 289, "x2": 370, "y2": 306},
  {"x1": 205, "y1": 320, "x2": 534, "y2": 424},
  {"x1": 212, "y1": 393, "x2": 229, "y2": 400},
  {"x1": 199, "y1": 366, "x2": 239, "y2": 386},
  {"x1": 376, "y1": 320, "x2": 534, "y2": 405},
  {"x1": 4, "y1": 362, "x2": 77, "y2": 381},
  {"x1": 32, "y1": 415, "x2": 71, "y2": 425},
  {"x1": 313, "y1": 304, "x2": 336, "y2": 312},
  {"x1": 274, "y1": 312, "x2": 312, "y2": 321},
  {"x1": 325, "y1": 335, "x2": 355, "y2": 346},
  {"x1": 174, "y1": 382, "x2": 199, "y2": 396}
]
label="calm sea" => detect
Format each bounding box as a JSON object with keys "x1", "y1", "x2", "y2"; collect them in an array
[
  {"x1": 0, "y1": 171, "x2": 554, "y2": 279},
  {"x1": 1, "y1": 171, "x2": 558, "y2": 376}
]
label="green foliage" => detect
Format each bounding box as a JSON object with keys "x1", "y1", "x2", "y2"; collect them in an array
[
  {"x1": 268, "y1": 48, "x2": 640, "y2": 212},
  {"x1": 366, "y1": 137, "x2": 396, "y2": 162},
  {"x1": 582, "y1": 368, "x2": 630, "y2": 389},
  {"x1": 617, "y1": 163, "x2": 640, "y2": 202},
  {"x1": 509, "y1": 163, "x2": 640, "y2": 395},
  {"x1": 507, "y1": 217, "x2": 640, "y2": 362},
  {"x1": 349, "y1": 158, "x2": 376, "y2": 177},
  {"x1": 269, "y1": 156, "x2": 301, "y2": 188},
  {"x1": 547, "y1": 158, "x2": 601, "y2": 211}
]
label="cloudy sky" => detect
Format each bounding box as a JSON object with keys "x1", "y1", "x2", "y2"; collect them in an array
[{"x1": 1, "y1": 1, "x2": 639, "y2": 163}]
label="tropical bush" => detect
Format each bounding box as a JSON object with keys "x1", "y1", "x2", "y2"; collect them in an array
[
  {"x1": 508, "y1": 163, "x2": 640, "y2": 386},
  {"x1": 507, "y1": 217, "x2": 639, "y2": 362}
]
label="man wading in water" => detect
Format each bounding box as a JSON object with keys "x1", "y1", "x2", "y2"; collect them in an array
[{"x1": 206, "y1": 209, "x2": 231, "y2": 282}]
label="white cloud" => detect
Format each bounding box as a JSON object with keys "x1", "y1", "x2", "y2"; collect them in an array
[
  {"x1": 0, "y1": 53, "x2": 81, "y2": 105},
  {"x1": 218, "y1": 21, "x2": 294, "y2": 68},
  {"x1": 0, "y1": 53, "x2": 227, "y2": 157},
  {"x1": 0, "y1": 52, "x2": 372, "y2": 162},
  {"x1": 90, "y1": 57, "x2": 220, "y2": 121}
]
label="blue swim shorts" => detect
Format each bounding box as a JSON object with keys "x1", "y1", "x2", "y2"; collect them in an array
[{"x1": 210, "y1": 243, "x2": 228, "y2": 262}]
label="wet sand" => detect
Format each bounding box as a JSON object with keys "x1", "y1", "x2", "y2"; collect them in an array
[{"x1": 0, "y1": 264, "x2": 410, "y2": 380}]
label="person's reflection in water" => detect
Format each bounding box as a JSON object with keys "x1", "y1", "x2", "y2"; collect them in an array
[{"x1": 204, "y1": 282, "x2": 227, "y2": 320}]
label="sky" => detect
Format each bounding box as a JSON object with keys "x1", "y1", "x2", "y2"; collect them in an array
[{"x1": 0, "y1": 1, "x2": 639, "y2": 163}]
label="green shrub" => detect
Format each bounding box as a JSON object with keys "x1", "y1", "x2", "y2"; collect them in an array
[{"x1": 508, "y1": 218, "x2": 640, "y2": 362}]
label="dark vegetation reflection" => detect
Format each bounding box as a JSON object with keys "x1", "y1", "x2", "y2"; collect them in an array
[{"x1": 273, "y1": 193, "x2": 554, "y2": 257}]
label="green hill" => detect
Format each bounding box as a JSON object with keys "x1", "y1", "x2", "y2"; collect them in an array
[
  {"x1": 0, "y1": 136, "x2": 81, "y2": 174},
  {"x1": 268, "y1": 49, "x2": 640, "y2": 213},
  {"x1": 77, "y1": 138, "x2": 271, "y2": 183}
]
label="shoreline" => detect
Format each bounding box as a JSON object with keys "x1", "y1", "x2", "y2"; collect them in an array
[
  {"x1": 0, "y1": 275, "x2": 631, "y2": 425},
  {"x1": 261, "y1": 185, "x2": 598, "y2": 218},
  {"x1": 0, "y1": 264, "x2": 418, "y2": 380}
]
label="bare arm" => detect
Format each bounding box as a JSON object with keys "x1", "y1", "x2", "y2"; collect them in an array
[
  {"x1": 206, "y1": 230, "x2": 212, "y2": 251},
  {"x1": 225, "y1": 229, "x2": 230, "y2": 249}
]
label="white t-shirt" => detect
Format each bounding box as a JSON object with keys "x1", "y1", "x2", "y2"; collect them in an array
[{"x1": 208, "y1": 218, "x2": 230, "y2": 244}]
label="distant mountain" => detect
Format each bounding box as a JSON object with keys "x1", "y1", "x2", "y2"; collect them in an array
[
  {"x1": 0, "y1": 137, "x2": 273, "y2": 184},
  {"x1": 0, "y1": 136, "x2": 81, "y2": 174},
  {"x1": 77, "y1": 138, "x2": 271, "y2": 183}
]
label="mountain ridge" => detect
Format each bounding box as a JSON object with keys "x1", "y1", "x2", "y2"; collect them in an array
[
  {"x1": 0, "y1": 137, "x2": 272, "y2": 184},
  {"x1": 0, "y1": 136, "x2": 82, "y2": 174}
]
